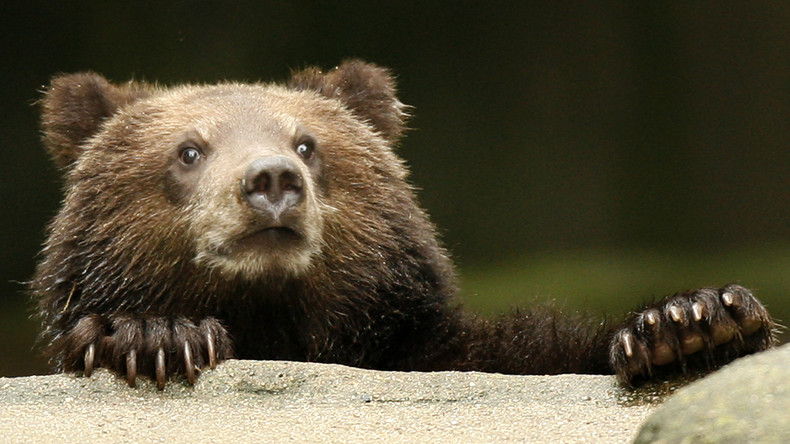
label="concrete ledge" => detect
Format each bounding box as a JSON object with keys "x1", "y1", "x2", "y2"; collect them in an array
[{"x1": 0, "y1": 360, "x2": 655, "y2": 443}]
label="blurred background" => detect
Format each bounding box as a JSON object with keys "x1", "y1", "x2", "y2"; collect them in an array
[{"x1": 2, "y1": 2, "x2": 789, "y2": 376}]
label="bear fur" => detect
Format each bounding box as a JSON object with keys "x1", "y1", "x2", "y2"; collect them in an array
[{"x1": 33, "y1": 61, "x2": 776, "y2": 389}]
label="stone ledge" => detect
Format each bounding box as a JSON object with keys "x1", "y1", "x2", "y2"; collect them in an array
[
  {"x1": 0, "y1": 360, "x2": 655, "y2": 443},
  {"x1": 635, "y1": 343, "x2": 790, "y2": 443}
]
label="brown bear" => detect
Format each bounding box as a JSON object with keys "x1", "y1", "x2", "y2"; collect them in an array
[{"x1": 33, "y1": 60, "x2": 776, "y2": 389}]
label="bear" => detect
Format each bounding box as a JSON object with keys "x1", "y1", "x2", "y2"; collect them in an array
[{"x1": 32, "y1": 60, "x2": 776, "y2": 390}]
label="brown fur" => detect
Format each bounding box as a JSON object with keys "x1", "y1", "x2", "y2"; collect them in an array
[{"x1": 32, "y1": 61, "x2": 776, "y2": 387}]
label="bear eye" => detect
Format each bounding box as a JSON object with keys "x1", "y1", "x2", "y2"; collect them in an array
[
  {"x1": 295, "y1": 138, "x2": 315, "y2": 160},
  {"x1": 178, "y1": 144, "x2": 203, "y2": 165}
]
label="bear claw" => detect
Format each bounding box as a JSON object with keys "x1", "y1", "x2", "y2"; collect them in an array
[
  {"x1": 184, "y1": 342, "x2": 196, "y2": 385},
  {"x1": 56, "y1": 315, "x2": 232, "y2": 389},
  {"x1": 155, "y1": 348, "x2": 166, "y2": 390},
  {"x1": 84, "y1": 343, "x2": 96, "y2": 377},
  {"x1": 610, "y1": 284, "x2": 776, "y2": 384},
  {"x1": 668, "y1": 305, "x2": 684, "y2": 324},
  {"x1": 206, "y1": 331, "x2": 217, "y2": 369},
  {"x1": 644, "y1": 310, "x2": 659, "y2": 326},
  {"x1": 126, "y1": 350, "x2": 137, "y2": 387},
  {"x1": 621, "y1": 331, "x2": 635, "y2": 357},
  {"x1": 692, "y1": 302, "x2": 705, "y2": 322}
]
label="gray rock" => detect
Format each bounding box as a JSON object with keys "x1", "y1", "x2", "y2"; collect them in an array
[
  {"x1": 0, "y1": 360, "x2": 656, "y2": 443},
  {"x1": 635, "y1": 343, "x2": 790, "y2": 443}
]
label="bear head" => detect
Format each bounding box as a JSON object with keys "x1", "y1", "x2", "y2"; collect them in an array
[{"x1": 37, "y1": 61, "x2": 433, "y2": 308}]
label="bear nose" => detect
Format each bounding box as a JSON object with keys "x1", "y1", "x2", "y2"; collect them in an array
[{"x1": 242, "y1": 156, "x2": 304, "y2": 214}]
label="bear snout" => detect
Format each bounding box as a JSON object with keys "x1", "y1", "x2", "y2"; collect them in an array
[{"x1": 241, "y1": 156, "x2": 305, "y2": 221}]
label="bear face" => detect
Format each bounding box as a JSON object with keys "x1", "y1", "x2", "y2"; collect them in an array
[
  {"x1": 34, "y1": 61, "x2": 775, "y2": 389},
  {"x1": 39, "y1": 63, "x2": 442, "y2": 300},
  {"x1": 85, "y1": 84, "x2": 338, "y2": 279},
  {"x1": 52, "y1": 79, "x2": 404, "y2": 279}
]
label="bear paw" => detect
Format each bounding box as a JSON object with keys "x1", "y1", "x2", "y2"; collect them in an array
[
  {"x1": 609, "y1": 284, "x2": 776, "y2": 384},
  {"x1": 56, "y1": 314, "x2": 233, "y2": 389}
]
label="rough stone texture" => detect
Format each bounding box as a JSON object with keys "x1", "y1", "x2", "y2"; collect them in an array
[
  {"x1": 635, "y1": 342, "x2": 790, "y2": 443},
  {"x1": 0, "y1": 360, "x2": 656, "y2": 443}
]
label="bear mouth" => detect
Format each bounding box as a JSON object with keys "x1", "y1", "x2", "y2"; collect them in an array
[
  {"x1": 242, "y1": 226, "x2": 302, "y2": 246},
  {"x1": 258, "y1": 226, "x2": 299, "y2": 240}
]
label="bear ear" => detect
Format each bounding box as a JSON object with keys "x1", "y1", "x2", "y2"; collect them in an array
[
  {"x1": 40, "y1": 72, "x2": 152, "y2": 170},
  {"x1": 288, "y1": 60, "x2": 410, "y2": 143}
]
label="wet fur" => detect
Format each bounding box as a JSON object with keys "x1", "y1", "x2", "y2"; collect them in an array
[{"x1": 33, "y1": 61, "x2": 776, "y2": 386}]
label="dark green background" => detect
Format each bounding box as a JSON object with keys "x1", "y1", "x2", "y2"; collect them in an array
[{"x1": 2, "y1": 2, "x2": 789, "y2": 376}]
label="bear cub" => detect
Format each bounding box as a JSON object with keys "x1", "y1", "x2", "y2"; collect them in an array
[{"x1": 33, "y1": 60, "x2": 776, "y2": 389}]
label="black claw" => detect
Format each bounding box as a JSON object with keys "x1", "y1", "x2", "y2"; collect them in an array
[
  {"x1": 63, "y1": 315, "x2": 232, "y2": 388},
  {"x1": 621, "y1": 331, "x2": 635, "y2": 357},
  {"x1": 126, "y1": 350, "x2": 137, "y2": 388},
  {"x1": 84, "y1": 343, "x2": 95, "y2": 377},
  {"x1": 610, "y1": 284, "x2": 777, "y2": 384},
  {"x1": 643, "y1": 310, "x2": 660, "y2": 326},
  {"x1": 155, "y1": 347, "x2": 166, "y2": 390},
  {"x1": 668, "y1": 305, "x2": 685, "y2": 324},
  {"x1": 206, "y1": 330, "x2": 217, "y2": 369},
  {"x1": 184, "y1": 342, "x2": 196, "y2": 385},
  {"x1": 692, "y1": 302, "x2": 705, "y2": 322}
]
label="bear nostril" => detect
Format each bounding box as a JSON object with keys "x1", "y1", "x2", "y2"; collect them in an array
[
  {"x1": 245, "y1": 171, "x2": 270, "y2": 195},
  {"x1": 276, "y1": 171, "x2": 302, "y2": 194},
  {"x1": 242, "y1": 156, "x2": 304, "y2": 212}
]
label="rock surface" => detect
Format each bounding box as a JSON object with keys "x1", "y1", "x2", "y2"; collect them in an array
[
  {"x1": 635, "y1": 342, "x2": 790, "y2": 443},
  {"x1": 0, "y1": 360, "x2": 656, "y2": 443}
]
